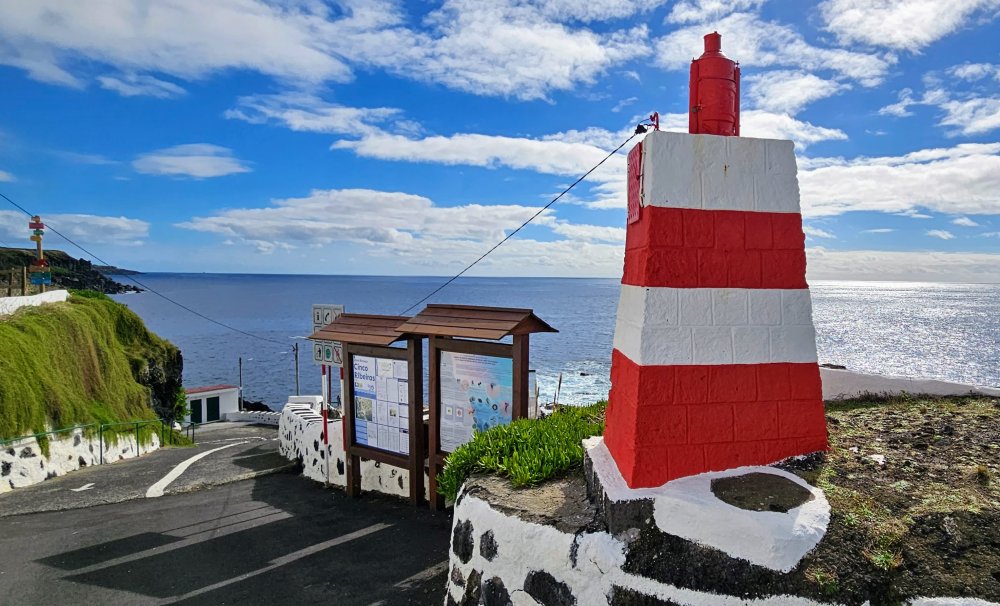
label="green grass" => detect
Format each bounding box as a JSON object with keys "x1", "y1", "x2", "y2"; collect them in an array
[
  {"x1": 0, "y1": 291, "x2": 181, "y2": 440},
  {"x1": 437, "y1": 402, "x2": 606, "y2": 502}
]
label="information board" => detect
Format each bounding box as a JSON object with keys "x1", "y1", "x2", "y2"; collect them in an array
[
  {"x1": 439, "y1": 351, "x2": 513, "y2": 452},
  {"x1": 352, "y1": 354, "x2": 410, "y2": 455}
]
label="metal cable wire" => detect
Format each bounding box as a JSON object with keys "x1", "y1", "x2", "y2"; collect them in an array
[
  {"x1": 398, "y1": 129, "x2": 641, "y2": 315},
  {"x1": 0, "y1": 191, "x2": 282, "y2": 344}
]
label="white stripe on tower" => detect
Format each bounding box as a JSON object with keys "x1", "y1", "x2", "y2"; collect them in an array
[{"x1": 613, "y1": 286, "x2": 818, "y2": 366}]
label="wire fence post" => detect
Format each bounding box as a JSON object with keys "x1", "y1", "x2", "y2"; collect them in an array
[
  {"x1": 134, "y1": 422, "x2": 140, "y2": 454},
  {"x1": 99, "y1": 425, "x2": 104, "y2": 465}
]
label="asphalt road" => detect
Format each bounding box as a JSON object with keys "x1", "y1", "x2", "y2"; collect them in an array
[
  {"x1": 0, "y1": 468, "x2": 452, "y2": 605},
  {"x1": 0, "y1": 424, "x2": 291, "y2": 517}
]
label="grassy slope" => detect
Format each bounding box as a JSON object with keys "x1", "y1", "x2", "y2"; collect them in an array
[{"x1": 0, "y1": 291, "x2": 178, "y2": 439}]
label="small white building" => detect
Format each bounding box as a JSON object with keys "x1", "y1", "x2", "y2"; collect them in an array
[{"x1": 184, "y1": 385, "x2": 240, "y2": 424}]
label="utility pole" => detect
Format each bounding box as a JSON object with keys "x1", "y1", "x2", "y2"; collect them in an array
[
  {"x1": 293, "y1": 343, "x2": 300, "y2": 396},
  {"x1": 238, "y1": 356, "x2": 243, "y2": 411}
]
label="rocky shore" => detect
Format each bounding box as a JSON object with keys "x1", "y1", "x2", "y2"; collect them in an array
[{"x1": 0, "y1": 248, "x2": 141, "y2": 294}]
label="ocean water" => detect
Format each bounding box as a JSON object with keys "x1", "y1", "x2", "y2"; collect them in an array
[{"x1": 112, "y1": 275, "x2": 1000, "y2": 409}]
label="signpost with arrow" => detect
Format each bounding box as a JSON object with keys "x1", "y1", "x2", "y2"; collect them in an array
[{"x1": 27, "y1": 215, "x2": 51, "y2": 289}]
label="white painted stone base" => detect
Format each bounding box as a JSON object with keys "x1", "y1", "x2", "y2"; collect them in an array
[
  {"x1": 585, "y1": 436, "x2": 829, "y2": 572},
  {"x1": 447, "y1": 491, "x2": 837, "y2": 606},
  {"x1": 278, "y1": 403, "x2": 429, "y2": 501},
  {"x1": 225, "y1": 410, "x2": 282, "y2": 425},
  {"x1": 0, "y1": 427, "x2": 160, "y2": 493}
]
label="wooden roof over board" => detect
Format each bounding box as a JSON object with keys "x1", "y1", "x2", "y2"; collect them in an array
[
  {"x1": 308, "y1": 313, "x2": 411, "y2": 346},
  {"x1": 397, "y1": 304, "x2": 557, "y2": 340}
]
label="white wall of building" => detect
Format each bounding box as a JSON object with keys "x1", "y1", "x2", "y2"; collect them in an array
[{"x1": 185, "y1": 387, "x2": 240, "y2": 423}]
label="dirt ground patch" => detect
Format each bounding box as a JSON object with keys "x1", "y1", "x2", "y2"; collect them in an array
[{"x1": 786, "y1": 394, "x2": 1000, "y2": 603}]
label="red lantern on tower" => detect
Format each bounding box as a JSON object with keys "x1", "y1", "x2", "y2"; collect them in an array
[{"x1": 689, "y1": 31, "x2": 740, "y2": 136}]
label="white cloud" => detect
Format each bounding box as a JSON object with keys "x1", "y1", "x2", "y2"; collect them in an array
[
  {"x1": 952, "y1": 216, "x2": 980, "y2": 227},
  {"x1": 982, "y1": 231, "x2": 1000, "y2": 238},
  {"x1": 799, "y1": 143, "x2": 1000, "y2": 217},
  {"x1": 655, "y1": 12, "x2": 893, "y2": 85},
  {"x1": 938, "y1": 96, "x2": 1000, "y2": 136},
  {"x1": 926, "y1": 229, "x2": 955, "y2": 240},
  {"x1": 176, "y1": 187, "x2": 625, "y2": 275},
  {"x1": 806, "y1": 247, "x2": 1000, "y2": 283},
  {"x1": 612, "y1": 97, "x2": 638, "y2": 113},
  {"x1": 803, "y1": 225, "x2": 836, "y2": 239},
  {"x1": 666, "y1": 0, "x2": 766, "y2": 23},
  {"x1": 0, "y1": 170, "x2": 15, "y2": 182},
  {"x1": 0, "y1": 0, "x2": 354, "y2": 86},
  {"x1": 820, "y1": 0, "x2": 1000, "y2": 52},
  {"x1": 549, "y1": 222, "x2": 626, "y2": 243},
  {"x1": 949, "y1": 62, "x2": 1000, "y2": 81},
  {"x1": 862, "y1": 228, "x2": 895, "y2": 233},
  {"x1": 745, "y1": 71, "x2": 851, "y2": 115},
  {"x1": 52, "y1": 151, "x2": 119, "y2": 165},
  {"x1": 224, "y1": 93, "x2": 406, "y2": 136},
  {"x1": 97, "y1": 73, "x2": 185, "y2": 98},
  {"x1": 355, "y1": 2, "x2": 652, "y2": 100},
  {"x1": 0, "y1": 210, "x2": 149, "y2": 246},
  {"x1": 879, "y1": 88, "x2": 916, "y2": 117},
  {"x1": 132, "y1": 144, "x2": 251, "y2": 179},
  {"x1": 0, "y1": 0, "x2": 655, "y2": 101}
]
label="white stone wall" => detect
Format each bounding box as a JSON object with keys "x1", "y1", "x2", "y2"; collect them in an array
[
  {"x1": 0, "y1": 289, "x2": 70, "y2": 316},
  {"x1": 278, "y1": 403, "x2": 429, "y2": 500},
  {"x1": 820, "y1": 367, "x2": 1000, "y2": 400},
  {"x1": 0, "y1": 426, "x2": 160, "y2": 493},
  {"x1": 225, "y1": 410, "x2": 282, "y2": 425}
]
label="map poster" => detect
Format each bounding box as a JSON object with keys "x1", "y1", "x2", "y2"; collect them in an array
[
  {"x1": 352, "y1": 354, "x2": 409, "y2": 455},
  {"x1": 439, "y1": 351, "x2": 513, "y2": 452}
]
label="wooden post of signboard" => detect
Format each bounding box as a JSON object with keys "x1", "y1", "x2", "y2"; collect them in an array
[
  {"x1": 22, "y1": 266, "x2": 28, "y2": 296},
  {"x1": 512, "y1": 334, "x2": 530, "y2": 420},
  {"x1": 427, "y1": 336, "x2": 443, "y2": 510},
  {"x1": 406, "y1": 338, "x2": 425, "y2": 505}
]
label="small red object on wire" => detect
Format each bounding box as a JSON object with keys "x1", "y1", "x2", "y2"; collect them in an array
[{"x1": 649, "y1": 112, "x2": 660, "y2": 131}]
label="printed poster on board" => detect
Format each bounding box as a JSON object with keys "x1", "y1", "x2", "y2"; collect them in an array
[
  {"x1": 353, "y1": 355, "x2": 409, "y2": 455},
  {"x1": 439, "y1": 351, "x2": 513, "y2": 452}
]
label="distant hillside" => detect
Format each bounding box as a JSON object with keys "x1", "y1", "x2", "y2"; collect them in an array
[{"x1": 0, "y1": 248, "x2": 141, "y2": 294}]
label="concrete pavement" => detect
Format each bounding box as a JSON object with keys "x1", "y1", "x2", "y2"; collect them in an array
[{"x1": 0, "y1": 472, "x2": 451, "y2": 605}]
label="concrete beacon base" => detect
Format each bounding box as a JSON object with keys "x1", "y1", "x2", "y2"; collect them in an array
[{"x1": 443, "y1": 436, "x2": 1000, "y2": 605}]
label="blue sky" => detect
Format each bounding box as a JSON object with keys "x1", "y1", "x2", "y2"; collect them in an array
[{"x1": 0, "y1": 0, "x2": 999, "y2": 281}]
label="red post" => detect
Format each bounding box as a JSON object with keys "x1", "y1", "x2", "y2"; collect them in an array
[{"x1": 689, "y1": 31, "x2": 740, "y2": 136}]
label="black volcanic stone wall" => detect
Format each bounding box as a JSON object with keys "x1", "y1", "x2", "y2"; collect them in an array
[
  {"x1": 524, "y1": 570, "x2": 576, "y2": 606},
  {"x1": 453, "y1": 519, "x2": 475, "y2": 564}
]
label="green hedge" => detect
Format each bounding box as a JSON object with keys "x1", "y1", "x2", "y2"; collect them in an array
[
  {"x1": 0, "y1": 291, "x2": 178, "y2": 439},
  {"x1": 437, "y1": 402, "x2": 606, "y2": 502}
]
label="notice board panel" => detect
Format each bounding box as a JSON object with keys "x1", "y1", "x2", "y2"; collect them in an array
[
  {"x1": 438, "y1": 350, "x2": 513, "y2": 453},
  {"x1": 352, "y1": 353, "x2": 411, "y2": 456}
]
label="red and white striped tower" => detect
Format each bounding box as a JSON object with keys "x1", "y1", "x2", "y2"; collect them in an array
[{"x1": 604, "y1": 32, "x2": 828, "y2": 488}]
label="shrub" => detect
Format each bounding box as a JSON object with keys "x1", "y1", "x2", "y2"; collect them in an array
[{"x1": 437, "y1": 402, "x2": 606, "y2": 502}]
